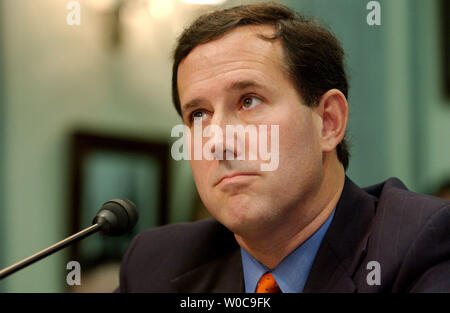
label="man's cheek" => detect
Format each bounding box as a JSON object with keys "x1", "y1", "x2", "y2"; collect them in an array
[{"x1": 257, "y1": 124, "x2": 280, "y2": 172}]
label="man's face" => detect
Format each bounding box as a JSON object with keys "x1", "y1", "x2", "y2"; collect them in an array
[{"x1": 177, "y1": 25, "x2": 324, "y2": 236}]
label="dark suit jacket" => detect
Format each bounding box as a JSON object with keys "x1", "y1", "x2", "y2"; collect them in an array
[{"x1": 117, "y1": 177, "x2": 450, "y2": 292}]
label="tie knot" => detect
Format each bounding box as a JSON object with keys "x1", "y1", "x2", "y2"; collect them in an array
[{"x1": 255, "y1": 273, "x2": 281, "y2": 293}]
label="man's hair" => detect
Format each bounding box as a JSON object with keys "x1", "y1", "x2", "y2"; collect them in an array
[{"x1": 172, "y1": 2, "x2": 350, "y2": 170}]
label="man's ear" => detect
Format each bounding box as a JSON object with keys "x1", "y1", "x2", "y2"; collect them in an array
[{"x1": 315, "y1": 89, "x2": 348, "y2": 153}]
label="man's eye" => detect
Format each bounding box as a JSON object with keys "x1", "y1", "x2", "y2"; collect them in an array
[
  {"x1": 190, "y1": 110, "x2": 208, "y2": 122},
  {"x1": 241, "y1": 96, "x2": 262, "y2": 110}
]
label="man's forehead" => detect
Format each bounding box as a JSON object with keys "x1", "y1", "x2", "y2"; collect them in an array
[
  {"x1": 179, "y1": 24, "x2": 282, "y2": 68},
  {"x1": 177, "y1": 25, "x2": 285, "y2": 96}
]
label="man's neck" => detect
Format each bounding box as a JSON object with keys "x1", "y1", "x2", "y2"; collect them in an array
[{"x1": 234, "y1": 161, "x2": 345, "y2": 270}]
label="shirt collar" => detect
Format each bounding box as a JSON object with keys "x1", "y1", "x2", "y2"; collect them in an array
[{"x1": 241, "y1": 208, "x2": 336, "y2": 293}]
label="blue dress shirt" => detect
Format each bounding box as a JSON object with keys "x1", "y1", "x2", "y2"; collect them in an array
[{"x1": 240, "y1": 208, "x2": 336, "y2": 293}]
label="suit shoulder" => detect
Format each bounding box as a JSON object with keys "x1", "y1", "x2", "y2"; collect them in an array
[
  {"x1": 131, "y1": 218, "x2": 233, "y2": 250},
  {"x1": 367, "y1": 177, "x2": 450, "y2": 222},
  {"x1": 356, "y1": 178, "x2": 449, "y2": 292},
  {"x1": 118, "y1": 218, "x2": 238, "y2": 292},
  {"x1": 364, "y1": 177, "x2": 449, "y2": 268}
]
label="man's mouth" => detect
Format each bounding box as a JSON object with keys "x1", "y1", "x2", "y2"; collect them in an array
[{"x1": 214, "y1": 172, "x2": 260, "y2": 187}]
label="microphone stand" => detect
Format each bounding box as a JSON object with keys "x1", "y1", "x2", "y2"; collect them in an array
[{"x1": 0, "y1": 223, "x2": 103, "y2": 280}]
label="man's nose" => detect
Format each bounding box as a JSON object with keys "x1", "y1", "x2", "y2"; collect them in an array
[{"x1": 207, "y1": 115, "x2": 239, "y2": 161}]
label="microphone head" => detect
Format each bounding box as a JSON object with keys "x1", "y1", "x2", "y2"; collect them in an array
[{"x1": 93, "y1": 199, "x2": 139, "y2": 236}]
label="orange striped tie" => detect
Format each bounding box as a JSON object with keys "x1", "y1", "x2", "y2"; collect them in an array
[{"x1": 255, "y1": 273, "x2": 281, "y2": 293}]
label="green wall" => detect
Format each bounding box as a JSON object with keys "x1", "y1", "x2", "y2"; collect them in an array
[
  {"x1": 411, "y1": 0, "x2": 450, "y2": 193},
  {"x1": 0, "y1": 0, "x2": 5, "y2": 293},
  {"x1": 0, "y1": 0, "x2": 195, "y2": 292}
]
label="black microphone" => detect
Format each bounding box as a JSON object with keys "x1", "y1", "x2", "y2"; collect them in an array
[
  {"x1": 93, "y1": 199, "x2": 139, "y2": 236},
  {"x1": 0, "y1": 199, "x2": 138, "y2": 280}
]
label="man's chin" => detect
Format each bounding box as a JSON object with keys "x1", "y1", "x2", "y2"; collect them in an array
[
  {"x1": 219, "y1": 210, "x2": 272, "y2": 238},
  {"x1": 208, "y1": 195, "x2": 272, "y2": 234}
]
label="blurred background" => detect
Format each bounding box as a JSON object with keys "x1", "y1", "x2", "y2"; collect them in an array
[{"x1": 0, "y1": 0, "x2": 448, "y2": 292}]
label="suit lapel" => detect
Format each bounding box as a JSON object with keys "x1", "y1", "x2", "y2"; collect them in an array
[
  {"x1": 303, "y1": 176, "x2": 376, "y2": 292},
  {"x1": 170, "y1": 245, "x2": 244, "y2": 292}
]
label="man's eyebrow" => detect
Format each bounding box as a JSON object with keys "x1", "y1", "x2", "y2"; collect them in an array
[
  {"x1": 229, "y1": 80, "x2": 264, "y2": 90},
  {"x1": 181, "y1": 98, "x2": 206, "y2": 113}
]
